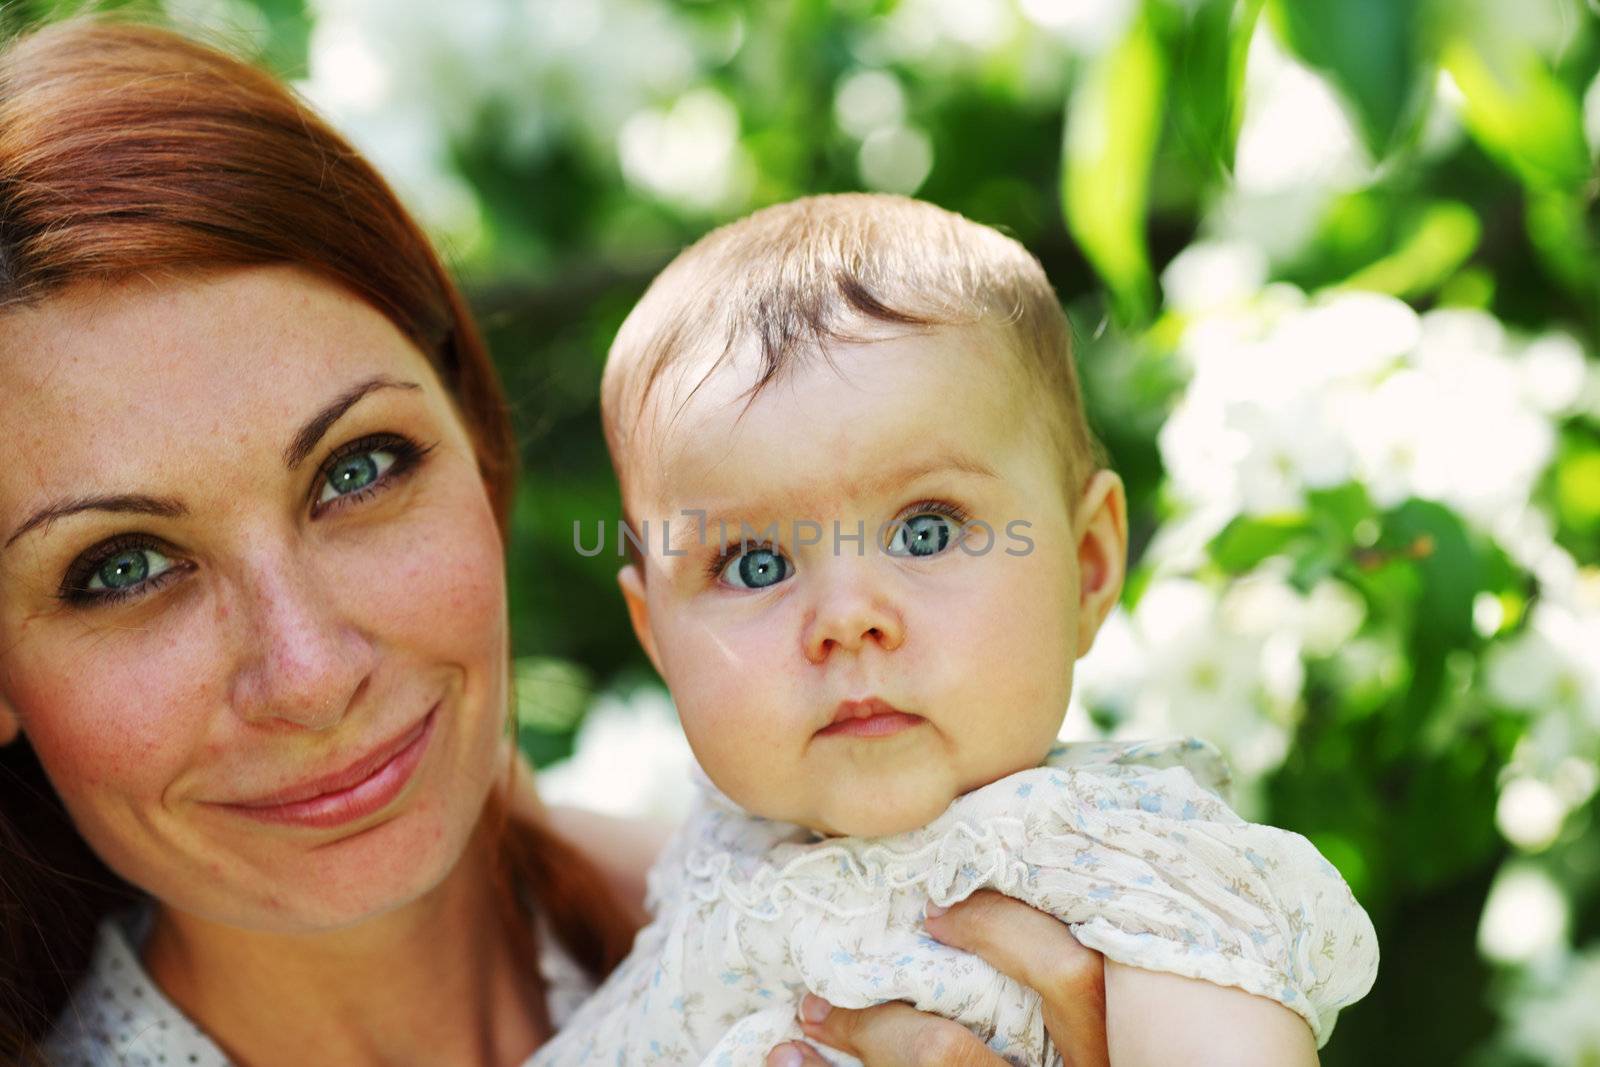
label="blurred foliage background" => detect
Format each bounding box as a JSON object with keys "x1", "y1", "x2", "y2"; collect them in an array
[{"x1": 8, "y1": 0, "x2": 1600, "y2": 1061}]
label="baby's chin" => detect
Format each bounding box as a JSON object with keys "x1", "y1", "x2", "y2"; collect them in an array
[{"x1": 803, "y1": 787, "x2": 961, "y2": 839}]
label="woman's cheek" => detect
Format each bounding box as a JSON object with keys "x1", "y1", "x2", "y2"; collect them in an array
[
  {"x1": 15, "y1": 623, "x2": 211, "y2": 833},
  {"x1": 341, "y1": 485, "x2": 507, "y2": 659}
]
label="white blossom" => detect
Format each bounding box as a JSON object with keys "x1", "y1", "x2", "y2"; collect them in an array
[
  {"x1": 1070, "y1": 574, "x2": 1306, "y2": 789},
  {"x1": 1016, "y1": 0, "x2": 1136, "y2": 54},
  {"x1": 1160, "y1": 240, "x2": 1269, "y2": 316},
  {"x1": 1587, "y1": 67, "x2": 1600, "y2": 158},
  {"x1": 1502, "y1": 942, "x2": 1600, "y2": 1063},
  {"x1": 858, "y1": 124, "x2": 935, "y2": 195},
  {"x1": 296, "y1": 0, "x2": 707, "y2": 237},
  {"x1": 1212, "y1": 24, "x2": 1371, "y2": 258},
  {"x1": 1496, "y1": 776, "x2": 1568, "y2": 852},
  {"x1": 834, "y1": 70, "x2": 907, "y2": 139},
  {"x1": 536, "y1": 685, "x2": 698, "y2": 824},
  {"x1": 1479, "y1": 862, "x2": 1569, "y2": 965},
  {"x1": 618, "y1": 89, "x2": 752, "y2": 214},
  {"x1": 1485, "y1": 600, "x2": 1600, "y2": 725},
  {"x1": 1160, "y1": 288, "x2": 1569, "y2": 539}
]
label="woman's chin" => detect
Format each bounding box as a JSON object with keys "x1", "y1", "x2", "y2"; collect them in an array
[
  {"x1": 156, "y1": 709, "x2": 505, "y2": 933},
  {"x1": 168, "y1": 799, "x2": 485, "y2": 935}
]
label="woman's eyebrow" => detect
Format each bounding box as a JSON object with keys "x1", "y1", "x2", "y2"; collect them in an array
[
  {"x1": 4, "y1": 493, "x2": 187, "y2": 552},
  {"x1": 3, "y1": 375, "x2": 423, "y2": 551},
  {"x1": 282, "y1": 375, "x2": 421, "y2": 470}
]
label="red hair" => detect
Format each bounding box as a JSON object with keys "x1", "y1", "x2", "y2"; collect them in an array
[{"x1": 0, "y1": 16, "x2": 634, "y2": 1048}]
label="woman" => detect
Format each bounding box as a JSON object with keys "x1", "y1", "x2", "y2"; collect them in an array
[{"x1": 0, "y1": 19, "x2": 1110, "y2": 1067}]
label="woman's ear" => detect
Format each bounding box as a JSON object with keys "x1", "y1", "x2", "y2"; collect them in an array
[
  {"x1": 618, "y1": 563, "x2": 665, "y2": 678},
  {"x1": 1073, "y1": 469, "x2": 1129, "y2": 660}
]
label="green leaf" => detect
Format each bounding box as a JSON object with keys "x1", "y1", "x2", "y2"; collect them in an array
[
  {"x1": 1338, "y1": 200, "x2": 1483, "y2": 300},
  {"x1": 1441, "y1": 35, "x2": 1593, "y2": 193},
  {"x1": 1386, "y1": 499, "x2": 1481, "y2": 652},
  {"x1": 1524, "y1": 188, "x2": 1600, "y2": 301},
  {"x1": 1270, "y1": 0, "x2": 1434, "y2": 159},
  {"x1": 1163, "y1": 0, "x2": 1266, "y2": 180},
  {"x1": 514, "y1": 657, "x2": 595, "y2": 738},
  {"x1": 1208, "y1": 513, "x2": 1309, "y2": 573},
  {"x1": 1556, "y1": 443, "x2": 1600, "y2": 533},
  {"x1": 246, "y1": 0, "x2": 314, "y2": 76},
  {"x1": 1306, "y1": 481, "x2": 1378, "y2": 541},
  {"x1": 1063, "y1": 6, "x2": 1165, "y2": 324}
]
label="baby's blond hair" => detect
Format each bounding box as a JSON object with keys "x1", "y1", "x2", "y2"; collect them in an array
[{"x1": 601, "y1": 193, "x2": 1107, "y2": 517}]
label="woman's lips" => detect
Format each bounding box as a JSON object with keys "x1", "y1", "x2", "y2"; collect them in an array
[
  {"x1": 216, "y1": 707, "x2": 437, "y2": 829},
  {"x1": 817, "y1": 698, "x2": 924, "y2": 739}
]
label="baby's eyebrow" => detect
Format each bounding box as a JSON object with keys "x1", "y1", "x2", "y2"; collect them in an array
[
  {"x1": 661, "y1": 453, "x2": 999, "y2": 554},
  {"x1": 881, "y1": 454, "x2": 999, "y2": 488}
]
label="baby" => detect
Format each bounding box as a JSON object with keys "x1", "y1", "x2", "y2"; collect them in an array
[{"x1": 534, "y1": 194, "x2": 1377, "y2": 1066}]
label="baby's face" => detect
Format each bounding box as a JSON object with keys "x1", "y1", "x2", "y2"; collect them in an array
[{"x1": 620, "y1": 323, "x2": 1123, "y2": 836}]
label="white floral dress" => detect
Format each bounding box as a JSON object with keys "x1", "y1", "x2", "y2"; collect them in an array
[
  {"x1": 42, "y1": 901, "x2": 595, "y2": 1066},
  {"x1": 531, "y1": 737, "x2": 1379, "y2": 1067}
]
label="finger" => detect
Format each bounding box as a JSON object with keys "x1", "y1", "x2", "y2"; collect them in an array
[
  {"x1": 924, "y1": 892, "x2": 1108, "y2": 1067},
  {"x1": 923, "y1": 891, "x2": 1101, "y2": 992},
  {"x1": 797, "y1": 995, "x2": 1004, "y2": 1067},
  {"x1": 765, "y1": 1041, "x2": 833, "y2": 1067}
]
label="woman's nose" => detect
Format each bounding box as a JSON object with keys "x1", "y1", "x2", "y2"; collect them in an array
[
  {"x1": 227, "y1": 553, "x2": 376, "y2": 730},
  {"x1": 801, "y1": 566, "x2": 906, "y2": 664}
]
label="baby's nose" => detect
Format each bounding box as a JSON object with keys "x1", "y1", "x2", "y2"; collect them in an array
[{"x1": 801, "y1": 585, "x2": 905, "y2": 663}]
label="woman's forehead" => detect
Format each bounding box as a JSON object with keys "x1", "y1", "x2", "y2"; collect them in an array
[
  {"x1": 0, "y1": 265, "x2": 440, "y2": 527},
  {"x1": 4, "y1": 264, "x2": 419, "y2": 386}
]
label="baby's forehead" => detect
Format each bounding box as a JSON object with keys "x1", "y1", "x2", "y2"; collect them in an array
[{"x1": 620, "y1": 322, "x2": 1044, "y2": 514}]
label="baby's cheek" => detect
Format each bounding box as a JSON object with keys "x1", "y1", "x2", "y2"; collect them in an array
[
  {"x1": 663, "y1": 622, "x2": 802, "y2": 805},
  {"x1": 944, "y1": 554, "x2": 1075, "y2": 724},
  {"x1": 670, "y1": 652, "x2": 765, "y2": 752}
]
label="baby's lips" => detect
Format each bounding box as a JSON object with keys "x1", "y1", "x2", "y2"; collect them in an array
[
  {"x1": 814, "y1": 697, "x2": 925, "y2": 738},
  {"x1": 826, "y1": 696, "x2": 907, "y2": 726}
]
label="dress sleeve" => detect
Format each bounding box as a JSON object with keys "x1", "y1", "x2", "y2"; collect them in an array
[{"x1": 925, "y1": 749, "x2": 1377, "y2": 1048}]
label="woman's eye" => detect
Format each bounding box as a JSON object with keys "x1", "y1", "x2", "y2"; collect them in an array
[
  {"x1": 84, "y1": 545, "x2": 177, "y2": 594},
  {"x1": 718, "y1": 547, "x2": 792, "y2": 590},
  {"x1": 886, "y1": 512, "x2": 958, "y2": 558},
  {"x1": 316, "y1": 447, "x2": 399, "y2": 506}
]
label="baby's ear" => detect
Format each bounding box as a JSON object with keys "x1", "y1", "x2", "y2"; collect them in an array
[
  {"x1": 1073, "y1": 469, "x2": 1129, "y2": 659},
  {"x1": 617, "y1": 563, "x2": 665, "y2": 678}
]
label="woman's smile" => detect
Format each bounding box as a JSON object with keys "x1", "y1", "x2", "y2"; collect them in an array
[{"x1": 210, "y1": 703, "x2": 439, "y2": 830}]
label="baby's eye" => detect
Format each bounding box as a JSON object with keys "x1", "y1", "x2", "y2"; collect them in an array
[
  {"x1": 718, "y1": 546, "x2": 792, "y2": 590},
  {"x1": 84, "y1": 545, "x2": 178, "y2": 595},
  {"x1": 886, "y1": 512, "x2": 958, "y2": 558},
  {"x1": 316, "y1": 447, "x2": 399, "y2": 506}
]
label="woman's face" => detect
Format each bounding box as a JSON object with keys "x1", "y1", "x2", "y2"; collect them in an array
[{"x1": 0, "y1": 265, "x2": 510, "y2": 932}]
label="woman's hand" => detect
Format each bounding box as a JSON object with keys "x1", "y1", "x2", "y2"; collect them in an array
[{"x1": 766, "y1": 890, "x2": 1109, "y2": 1067}]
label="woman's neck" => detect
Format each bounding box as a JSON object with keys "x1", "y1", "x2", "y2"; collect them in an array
[{"x1": 142, "y1": 822, "x2": 548, "y2": 1067}]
